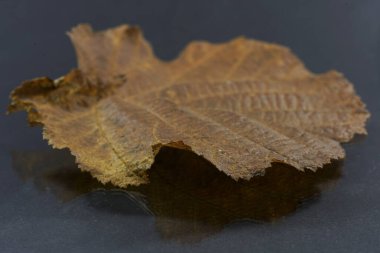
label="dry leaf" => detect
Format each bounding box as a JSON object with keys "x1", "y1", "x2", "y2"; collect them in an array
[{"x1": 9, "y1": 24, "x2": 369, "y2": 187}]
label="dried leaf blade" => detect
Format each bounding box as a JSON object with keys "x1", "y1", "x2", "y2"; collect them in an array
[{"x1": 9, "y1": 24, "x2": 370, "y2": 187}]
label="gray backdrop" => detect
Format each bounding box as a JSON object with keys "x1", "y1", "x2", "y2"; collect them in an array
[{"x1": 1, "y1": 1, "x2": 379, "y2": 252}]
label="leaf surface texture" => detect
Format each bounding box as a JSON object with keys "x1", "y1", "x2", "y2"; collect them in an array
[{"x1": 9, "y1": 24, "x2": 370, "y2": 187}]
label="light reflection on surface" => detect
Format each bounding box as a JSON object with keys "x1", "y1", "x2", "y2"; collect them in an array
[{"x1": 12, "y1": 147, "x2": 341, "y2": 243}]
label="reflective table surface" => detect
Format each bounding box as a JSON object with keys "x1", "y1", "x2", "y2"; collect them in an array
[{"x1": 1, "y1": 1, "x2": 379, "y2": 252}]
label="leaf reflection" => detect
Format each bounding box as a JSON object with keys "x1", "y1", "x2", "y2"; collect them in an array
[{"x1": 12, "y1": 147, "x2": 341, "y2": 243}]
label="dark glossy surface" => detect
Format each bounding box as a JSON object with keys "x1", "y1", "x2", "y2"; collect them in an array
[{"x1": 1, "y1": 1, "x2": 379, "y2": 252}]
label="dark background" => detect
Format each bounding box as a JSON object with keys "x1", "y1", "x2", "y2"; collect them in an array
[{"x1": 1, "y1": 0, "x2": 379, "y2": 252}]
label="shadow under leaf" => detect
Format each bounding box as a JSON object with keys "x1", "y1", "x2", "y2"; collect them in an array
[{"x1": 11, "y1": 147, "x2": 342, "y2": 243}]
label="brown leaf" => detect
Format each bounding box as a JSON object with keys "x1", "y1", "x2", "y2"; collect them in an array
[{"x1": 9, "y1": 24, "x2": 369, "y2": 187}]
